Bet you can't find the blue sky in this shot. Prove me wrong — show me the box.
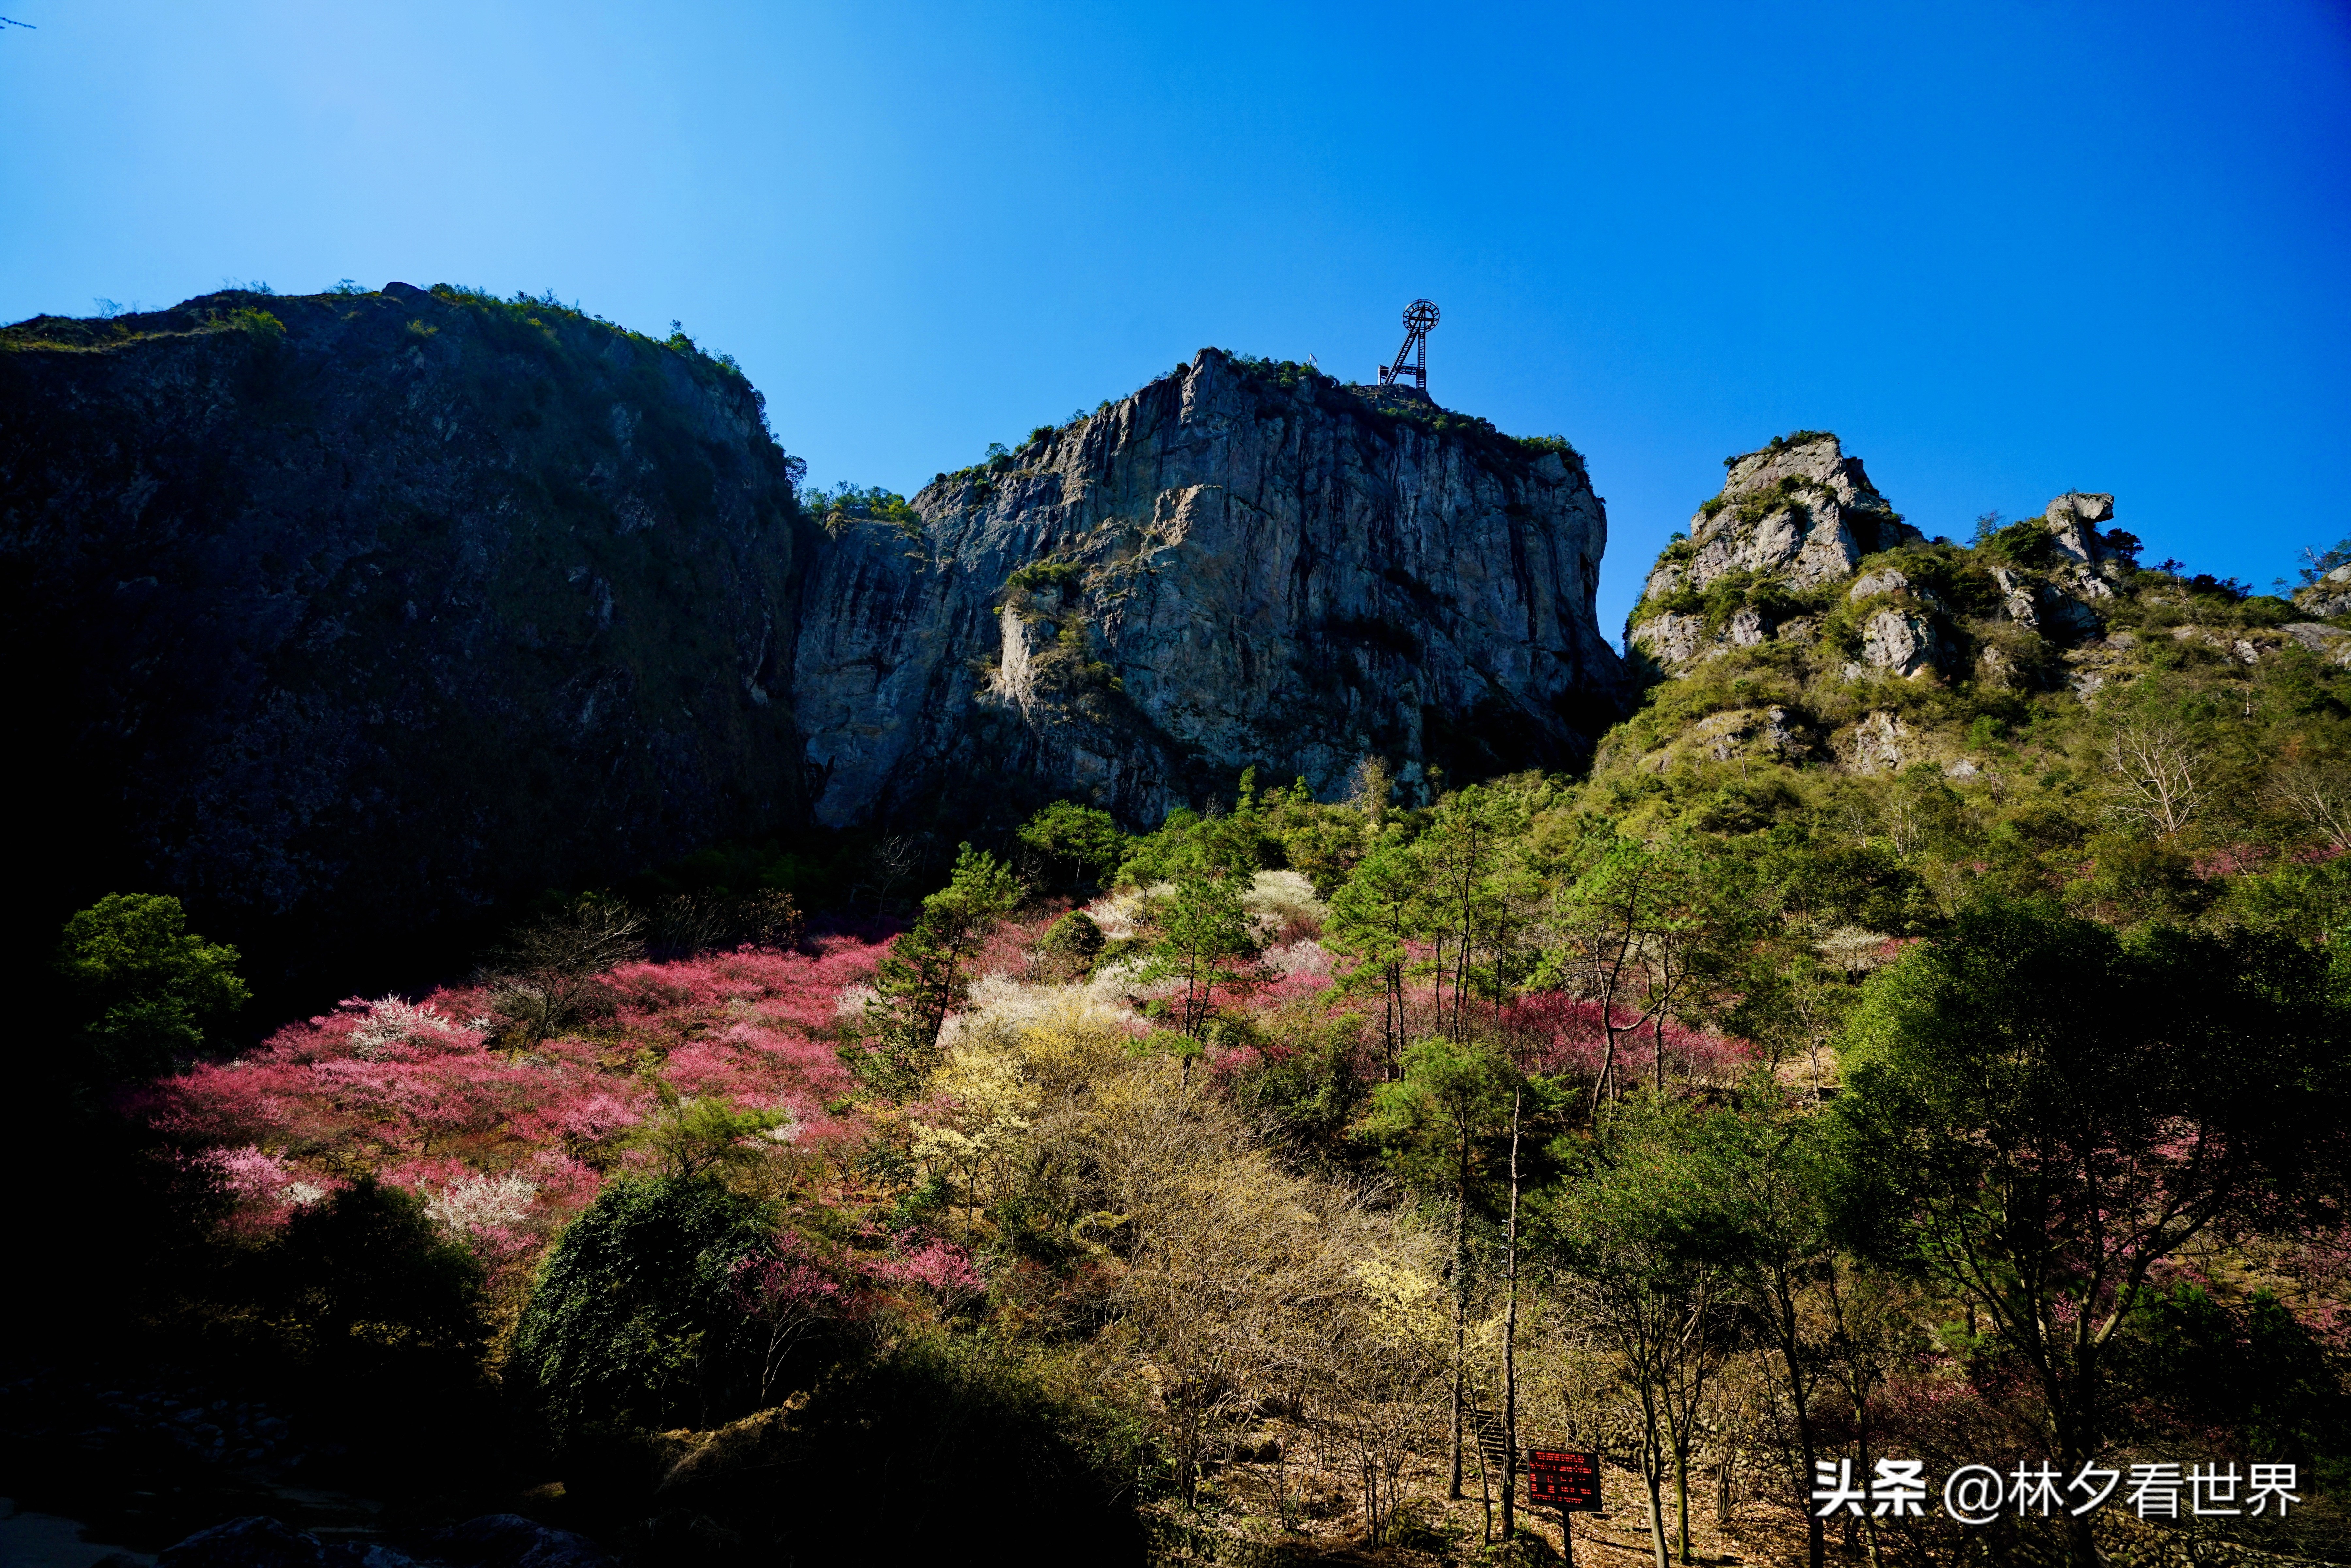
[4,0,2345,642]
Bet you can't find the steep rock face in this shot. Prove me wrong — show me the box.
[0,286,809,970]
[1626,431,2141,681]
[1640,433,1921,607]
[1606,437,2169,779]
[791,351,1623,827]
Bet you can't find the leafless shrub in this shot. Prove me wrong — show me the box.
[863,833,926,917]
[483,896,645,1045]
[1815,926,1892,980]
[647,888,804,959]
[2105,721,2210,837]
[2268,760,2351,851]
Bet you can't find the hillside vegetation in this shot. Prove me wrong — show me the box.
[12,429,2351,1568]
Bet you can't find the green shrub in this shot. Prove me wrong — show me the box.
[1983,519,2059,568]
[56,893,249,1084]
[1513,432,1583,463]
[1004,558,1083,597]
[510,1175,778,1436]
[642,1334,1154,1561]
[1041,910,1107,966]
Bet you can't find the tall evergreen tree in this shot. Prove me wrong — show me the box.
[867,843,1020,1088]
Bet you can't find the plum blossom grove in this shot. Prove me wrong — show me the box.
[137,913,1750,1290]
[141,938,890,1281]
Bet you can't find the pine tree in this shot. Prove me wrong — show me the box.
[866,843,1019,1089]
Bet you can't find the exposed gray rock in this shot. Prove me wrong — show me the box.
[1861,607,1938,678]
[1672,435,1921,598]
[2043,589,2103,635]
[1678,703,1804,763]
[791,350,1624,826]
[1847,711,1907,773]
[2284,622,2351,653]
[1691,710,1752,762]
[2063,565,2116,602]
[1990,566,2041,629]
[0,287,809,971]
[2293,570,2351,619]
[2042,492,2114,562]
[1849,568,1909,600]
[1726,606,1768,647]
[1631,613,1710,670]
[425,1515,614,1568]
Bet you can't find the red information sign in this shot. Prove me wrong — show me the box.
[1529,1449,1603,1511]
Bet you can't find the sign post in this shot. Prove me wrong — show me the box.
[1528,1450,1603,1568]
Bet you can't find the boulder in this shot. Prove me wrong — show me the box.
[2294,571,2351,619]
[2284,622,2351,653]
[1847,711,1907,773]
[159,1518,325,1568]
[1848,568,1909,600]
[424,1514,615,1568]
[2042,493,2116,565]
[1631,613,1710,670]
[1860,608,1938,678]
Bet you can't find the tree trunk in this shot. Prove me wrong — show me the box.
[1641,1390,1671,1568]
[1794,1388,1823,1568]
[1502,1086,1522,1543]
[1675,1441,1692,1563]
[1449,1152,1469,1499]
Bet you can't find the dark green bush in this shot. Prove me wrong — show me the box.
[510,1176,778,1436]
[633,1335,1155,1564]
[56,893,249,1085]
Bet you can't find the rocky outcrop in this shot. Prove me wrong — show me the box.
[1858,607,1938,678]
[1643,433,1922,603]
[1632,433,1924,670]
[1627,430,2142,685]
[0,286,810,976]
[2295,564,2351,620]
[790,351,1624,827]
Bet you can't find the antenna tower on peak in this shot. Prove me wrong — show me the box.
[1378,299,1439,392]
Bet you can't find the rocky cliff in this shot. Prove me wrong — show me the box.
[2,296,1626,973]
[0,285,810,973]
[790,352,1625,828]
[1600,431,2327,779]
[1625,432,2143,682]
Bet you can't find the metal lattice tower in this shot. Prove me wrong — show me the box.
[1378,298,1440,392]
